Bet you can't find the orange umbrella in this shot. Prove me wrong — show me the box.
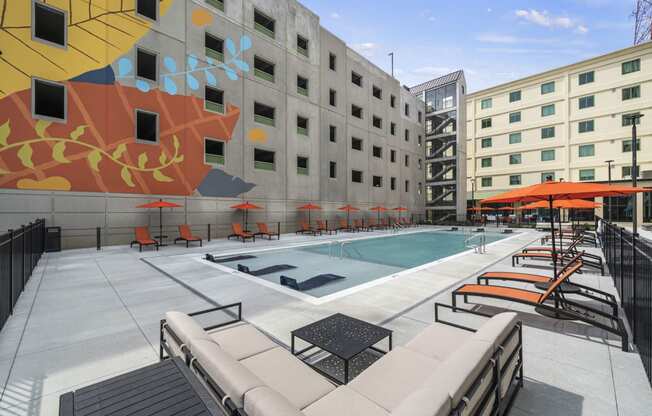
[495,207,514,211]
[298,203,321,224]
[467,207,494,212]
[370,206,388,222]
[338,205,359,227]
[394,207,408,222]
[137,199,183,245]
[518,199,602,210]
[231,202,262,230]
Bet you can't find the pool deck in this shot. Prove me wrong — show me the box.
[0,226,651,415]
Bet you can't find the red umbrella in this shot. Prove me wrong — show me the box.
[298,203,321,224]
[137,199,183,245]
[338,205,359,228]
[370,206,388,223]
[495,207,514,211]
[231,202,262,231]
[393,207,408,222]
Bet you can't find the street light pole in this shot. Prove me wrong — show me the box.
[467,176,476,223]
[625,114,644,235]
[605,160,614,222]
[388,52,394,78]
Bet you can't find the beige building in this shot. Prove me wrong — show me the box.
[465,42,652,223]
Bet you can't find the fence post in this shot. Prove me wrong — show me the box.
[207,224,211,242]
[620,227,624,299]
[8,229,13,315]
[96,227,101,251]
[632,233,637,344]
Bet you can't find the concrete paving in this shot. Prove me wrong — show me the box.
[0,226,650,415]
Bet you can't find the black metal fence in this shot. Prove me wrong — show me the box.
[0,219,46,332]
[600,219,652,384]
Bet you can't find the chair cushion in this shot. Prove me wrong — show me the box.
[303,386,389,416]
[192,339,265,408]
[391,385,451,416]
[241,347,336,410]
[348,346,441,412]
[405,323,472,361]
[471,312,518,350]
[244,387,304,416]
[165,311,213,350]
[209,323,279,361]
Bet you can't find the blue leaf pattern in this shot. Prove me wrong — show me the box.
[224,67,238,81]
[118,58,132,77]
[135,80,150,93]
[163,56,177,72]
[240,35,252,51]
[232,59,249,72]
[188,55,198,71]
[164,76,177,95]
[225,38,237,57]
[204,70,217,86]
[187,73,199,90]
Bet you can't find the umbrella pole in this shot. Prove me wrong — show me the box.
[159,206,163,246]
[558,208,564,267]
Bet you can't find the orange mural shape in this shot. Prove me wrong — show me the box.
[0,82,241,196]
[192,8,214,26]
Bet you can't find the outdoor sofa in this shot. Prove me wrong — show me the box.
[160,303,523,416]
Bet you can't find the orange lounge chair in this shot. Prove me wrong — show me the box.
[255,222,279,240]
[174,224,203,247]
[353,219,368,231]
[296,221,320,235]
[367,218,380,230]
[337,218,353,232]
[130,226,159,252]
[316,220,337,234]
[452,260,628,351]
[228,223,255,243]
[512,243,603,275]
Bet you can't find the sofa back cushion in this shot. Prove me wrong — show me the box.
[391,385,451,416]
[471,312,518,350]
[244,386,304,416]
[192,339,265,408]
[164,311,213,356]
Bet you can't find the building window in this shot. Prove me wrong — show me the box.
[390,123,396,136]
[418,158,422,169]
[481,177,492,187]
[206,0,224,12]
[509,132,522,144]
[541,172,555,182]
[404,129,410,142]
[418,111,423,123]
[578,120,594,133]
[372,85,382,100]
[351,71,363,87]
[481,98,492,109]
[135,110,158,143]
[541,104,555,117]
[578,95,594,109]
[509,154,522,165]
[32,1,66,47]
[205,33,224,62]
[481,118,492,129]
[390,95,396,108]
[541,149,555,161]
[481,138,492,148]
[541,127,555,139]
[402,180,408,193]
[622,165,640,179]
[329,161,337,178]
[622,59,640,75]
[541,81,555,95]
[372,146,383,158]
[204,86,224,113]
[297,156,309,175]
[136,0,158,21]
[404,154,409,167]
[509,90,521,103]
[418,135,422,146]
[297,116,309,136]
[509,112,521,123]
[623,113,642,126]
[136,48,158,82]
[622,139,641,152]
[329,125,337,143]
[351,104,363,119]
[254,9,275,39]
[579,169,595,181]
[254,102,275,126]
[622,86,641,101]
[510,175,522,186]
[390,177,396,190]
[390,150,396,163]
[373,116,383,129]
[297,75,309,97]
[297,34,309,57]
[578,144,595,157]
[204,138,225,166]
[481,158,492,168]
[328,89,337,106]
[329,53,337,71]
[352,137,363,151]
[352,170,363,183]
[254,148,275,171]
[418,182,423,195]
[579,71,594,85]
[254,56,275,83]
[372,176,383,188]
[404,103,410,117]
[32,78,66,121]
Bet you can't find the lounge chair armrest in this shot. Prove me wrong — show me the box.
[434,302,494,332]
[188,302,243,330]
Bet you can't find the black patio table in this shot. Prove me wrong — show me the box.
[291,313,392,384]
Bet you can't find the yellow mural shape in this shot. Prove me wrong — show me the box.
[191,8,213,27]
[17,176,72,191]
[247,128,268,143]
[0,0,174,99]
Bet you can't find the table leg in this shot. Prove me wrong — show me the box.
[344,359,349,384]
[389,334,393,351]
[291,334,295,355]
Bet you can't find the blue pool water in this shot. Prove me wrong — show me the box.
[218,231,507,298]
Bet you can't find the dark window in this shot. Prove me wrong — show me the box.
[329,53,337,71]
[373,176,383,187]
[136,0,158,20]
[254,148,275,171]
[351,71,363,87]
[373,116,382,129]
[390,95,396,108]
[622,86,641,101]
[418,111,422,123]
[481,177,492,187]
[329,89,337,106]
[404,129,410,142]
[404,180,409,192]
[352,170,363,183]
[541,126,555,139]
[509,112,521,123]
[510,175,521,186]
[137,48,157,82]
[297,75,309,96]
[254,56,275,82]
[352,137,363,151]
[622,59,640,74]
[404,103,410,117]
[373,85,382,99]
[33,2,66,47]
[372,146,382,158]
[390,123,396,136]
[579,95,594,109]
[623,139,641,152]
[297,156,309,175]
[579,71,594,85]
[578,120,594,133]
[329,161,337,178]
[329,125,337,142]
[136,110,158,143]
[390,177,396,190]
[297,116,309,135]
[254,102,275,126]
[33,79,66,120]
[351,104,363,119]
[481,118,492,129]
[418,135,422,146]
[205,86,224,113]
[390,150,396,163]
[623,113,642,126]
[254,9,275,38]
[297,35,309,57]
[205,33,224,61]
[509,90,521,103]
[404,154,409,167]
[204,138,225,165]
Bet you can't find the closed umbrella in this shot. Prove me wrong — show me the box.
[231,202,262,231]
[136,199,183,246]
[338,205,359,228]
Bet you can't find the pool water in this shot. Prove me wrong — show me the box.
[216,231,507,298]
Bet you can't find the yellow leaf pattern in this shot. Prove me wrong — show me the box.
[69,125,87,141]
[137,153,148,169]
[34,120,51,138]
[87,149,102,171]
[112,144,127,160]
[159,152,167,165]
[17,143,33,168]
[153,169,173,182]
[52,142,71,163]
[121,167,135,188]
[0,120,9,147]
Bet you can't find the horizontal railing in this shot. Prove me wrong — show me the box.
[254,22,275,39]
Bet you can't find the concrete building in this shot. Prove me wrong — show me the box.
[0,0,425,248]
[410,72,467,222]
[466,42,652,224]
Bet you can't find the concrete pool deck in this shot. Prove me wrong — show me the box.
[0,226,651,415]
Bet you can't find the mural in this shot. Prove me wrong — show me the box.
[0,1,258,198]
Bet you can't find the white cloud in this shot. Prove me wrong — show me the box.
[514,9,587,32]
[351,42,379,57]
[575,25,589,34]
[330,12,340,19]
[487,8,493,13]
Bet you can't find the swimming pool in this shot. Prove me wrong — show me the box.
[206,230,508,300]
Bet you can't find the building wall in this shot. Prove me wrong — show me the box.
[466,42,652,202]
[0,0,425,248]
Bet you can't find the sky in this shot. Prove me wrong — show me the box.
[299,0,638,92]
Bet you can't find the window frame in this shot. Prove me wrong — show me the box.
[135,0,159,22]
[509,132,522,144]
[509,90,521,103]
[509,175,522,186]
[541,127,555,139]
[541,81,555,95]
[351,169,363,184]
[204,86,225,114]
[204,137,226,166]
[541,149,555,162]
[622,58,641,75]
[329,53,337,71]
[481,177,492,187]
[253,8,276,39]
[578,71,594,85]
[578,144,595,158]
[509,154,522,165]
[31,77,67,122]
[329,161,337,179]
[351,71,363,87]
[329,125,337,143]
[481,118,492,129]
[481,138,492,148]
[136,47,159,83]
[481,157,492,168]
[579,169,595,181]
[480,98,492,110]
[578,120,594,134]
[509,111,521,123]
[578,95,595,109]
[541,104,555,117]
[134,109,160,145]
[622,85,641,101]
[31,0,67,49]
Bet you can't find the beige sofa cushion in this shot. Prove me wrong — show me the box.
[391,385,451,416]
[471,312,518,350]
[192,339,265,408]
[303,386,389,416]
[349,346,441,412]
[243,387,304,416]
[165,311,213,352]
[405,322,472,361]
[209,322,279,361]
[242,347,335,410]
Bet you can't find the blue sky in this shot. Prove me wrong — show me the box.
[300,0,637,92]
